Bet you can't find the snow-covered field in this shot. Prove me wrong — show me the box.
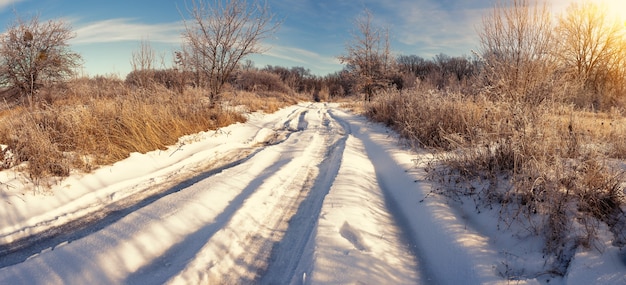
[0,102,624,284]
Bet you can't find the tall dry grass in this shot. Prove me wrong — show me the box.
[0,76,248,181]
[224,90,303,113]
[367,86,626,274]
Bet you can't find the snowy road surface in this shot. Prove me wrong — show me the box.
[0,103,622,284]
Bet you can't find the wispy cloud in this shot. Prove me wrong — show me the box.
[0,0,25,12]
[267,45,339,64]
[380,0,489,56]
[259,44,341,74]
[71,18,183,45]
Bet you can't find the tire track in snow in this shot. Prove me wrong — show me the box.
[124,147,297,284]
[336,109,438,284]
[0,103,442,284]
[334,108,500,284]
[167,105,334,284]
[258,105,348,284]
[303,110,425,284]
[0,105,310,270]
[0,147,260,270]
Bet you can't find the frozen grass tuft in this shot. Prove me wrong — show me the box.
[0,76,306,183]
[366,86,626,275]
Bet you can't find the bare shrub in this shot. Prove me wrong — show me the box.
[339,9,395,101]
[125,69,155,88]
[316,85,330,102]
[366,88,504,150]
[556,1,626,111]
[181,0,280,105]
[0,14,81,107]
[3,113,71,179]
[234,70,293,94]
[225,90,302,113]
[125,69,184,92]
[478,0,557,105]
[366,85,626,274]
[128,39,156,88]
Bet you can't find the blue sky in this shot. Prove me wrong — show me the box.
[0,0,605,77]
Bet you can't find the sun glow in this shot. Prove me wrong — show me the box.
[555,0,626,24]
[597,0,626,25]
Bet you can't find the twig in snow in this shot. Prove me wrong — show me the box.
[169,142,185,157]
[213,128,233,137]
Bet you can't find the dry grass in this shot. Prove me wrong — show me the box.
[367,87,626,274]
[337,96,367,114]
[366,89,510,150]
[0,76,257,181]
[224,90,304,113]
[0,75,304,183]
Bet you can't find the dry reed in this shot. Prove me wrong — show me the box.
[0,76,251,181]
[366,86,626,274]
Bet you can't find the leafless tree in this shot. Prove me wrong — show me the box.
[173,44,207,89]
[0,15,81,106]
[131,39,156,72]
[240,59,255,71]
[181,0,280,106]
[128,39,157,87]
[478,0,556,104]
[397,55,426,76]
[339,9,395,101]
[555,1,626,107]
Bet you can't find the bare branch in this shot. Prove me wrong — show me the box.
[181,0,281,105]
[338,9,395,100]
[556,1,625,95]
[0,14,82,106]
[478,0,556,103]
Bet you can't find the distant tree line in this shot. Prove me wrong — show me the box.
[125,52,479,100]
[3,0,624,112]
[121,0,626,111]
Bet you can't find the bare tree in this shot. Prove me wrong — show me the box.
[339,9,395,101]
[181,0,280,106]
[478,0,556,103]
[0,15,81,106]
[240,59,255,71]
[555,1,626,107]
[173,44,208,89]
[127,39,157,87]
[130,39,156,72]
[397,55,425,76]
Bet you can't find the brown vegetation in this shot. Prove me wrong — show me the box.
[367,83,626,274]
[338,8,395,101]
[361,0,626,275]
[0,76,250,181]
[180,0,281,105]
[0,63,309,182]
[0,15,81,107]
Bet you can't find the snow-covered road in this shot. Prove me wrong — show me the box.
[1,102,623,284]
[0,103,426,284]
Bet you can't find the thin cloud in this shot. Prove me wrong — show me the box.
[380,0,490,55]
[71,18,183,45]
[0,0,24,12]
[265,45,339,67]
[258,44,341,74]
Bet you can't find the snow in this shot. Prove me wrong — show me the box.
[0,102,624,284]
